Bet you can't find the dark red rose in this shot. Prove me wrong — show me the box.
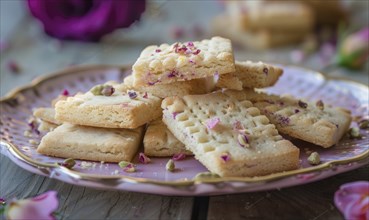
[27,0,146,41]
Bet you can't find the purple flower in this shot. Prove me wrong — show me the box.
[6,191,59,220]
[337,28,369,69]
[27,0,146,41]
[334,181,369,220]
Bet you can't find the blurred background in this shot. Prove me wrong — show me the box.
[1,0,368,96]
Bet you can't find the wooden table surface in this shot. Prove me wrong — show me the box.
[1,1,368,220]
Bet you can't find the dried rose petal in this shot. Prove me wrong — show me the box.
[205,117,220,130]
[233,120,244,130]
[263,67,269,74]
[192,49,201,55]
[143,92,148,99]
[61,89,69,96]
[298,100,308,108]
[128,90,137,99]
[276,114,290,126]
[172,112,179,119]
[138,152,151,164]
[167,70,177,78]
[155,49,161,53]
[172,153,186,161]
[220,153,230,162]
[294,109,300,114]
[187,42,194,47]
[101,85,115,96]
[7,60,21,73]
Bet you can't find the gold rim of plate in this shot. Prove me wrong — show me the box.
[1,64,368,187]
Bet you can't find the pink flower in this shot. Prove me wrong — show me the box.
[6,191,59,220]
[337,27,369,69]
[172,153,186,161]
[27,0,146,41]
[334,181,369,220]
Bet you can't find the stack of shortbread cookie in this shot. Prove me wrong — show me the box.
[34,37,352,177]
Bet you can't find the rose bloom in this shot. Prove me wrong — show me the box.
[334,181,369,220]
[5,191,59,220]
[27,0,146,41]
[336,28,369,69]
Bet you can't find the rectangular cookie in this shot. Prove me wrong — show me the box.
[211,14,308,49]
[144,119,191,157]
[225,90,352,148]
[122,75,215,99]
[55,83,162,129]
[225,1,314,32]
[132,37,235,87]
[216,61,283,90]
[37,123,144,162]
[33,107,61,125]
[161,92,300,177]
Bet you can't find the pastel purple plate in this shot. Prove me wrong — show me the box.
[1,65,368,196]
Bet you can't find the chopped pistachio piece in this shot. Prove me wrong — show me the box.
[118,161,131,168]
[307,152,320,165]
[359,119,369,129]
[316,100,324,110]
[61,158,76,169]
[123,164,136,173]
[90,84,104,95]
[166,159,175,172]
[237,134,249,147]
[348,127,362,139]
[193,172,220,181]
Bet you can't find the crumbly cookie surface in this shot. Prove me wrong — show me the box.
[55,84,162,129]
[144,119,191,157]
[162,92,300,177]
[216,61,283,90]
[225,90,352,148]
[132,37,235,86]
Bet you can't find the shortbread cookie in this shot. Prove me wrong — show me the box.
[144,119,191,157]
[37,124,144,162]
[211,15,307,49]
[225,90,352,148]
[122,75,215,98]
[33,108,61,125]
[162,92,300,177]
[38,120,58,132]
[55,84,162,129]
[225,1,314,32]
[216,61,283,90]
[132,37,235,86]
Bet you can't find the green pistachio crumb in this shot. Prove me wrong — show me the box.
[62,158,76,169]
[348,127,362,139]
[316,100,324,110]
[193,172,220,181]
[307,152,320,165]
[359,119,369,129]
[90,85,104,96]
[118,161,131,168]
[166,159,175,172]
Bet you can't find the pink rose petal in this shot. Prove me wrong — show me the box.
[205,117,220,130]
[138,152,151,164]
[334,181,369,220]
[172,153,186,161]
[7,191,58,220]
